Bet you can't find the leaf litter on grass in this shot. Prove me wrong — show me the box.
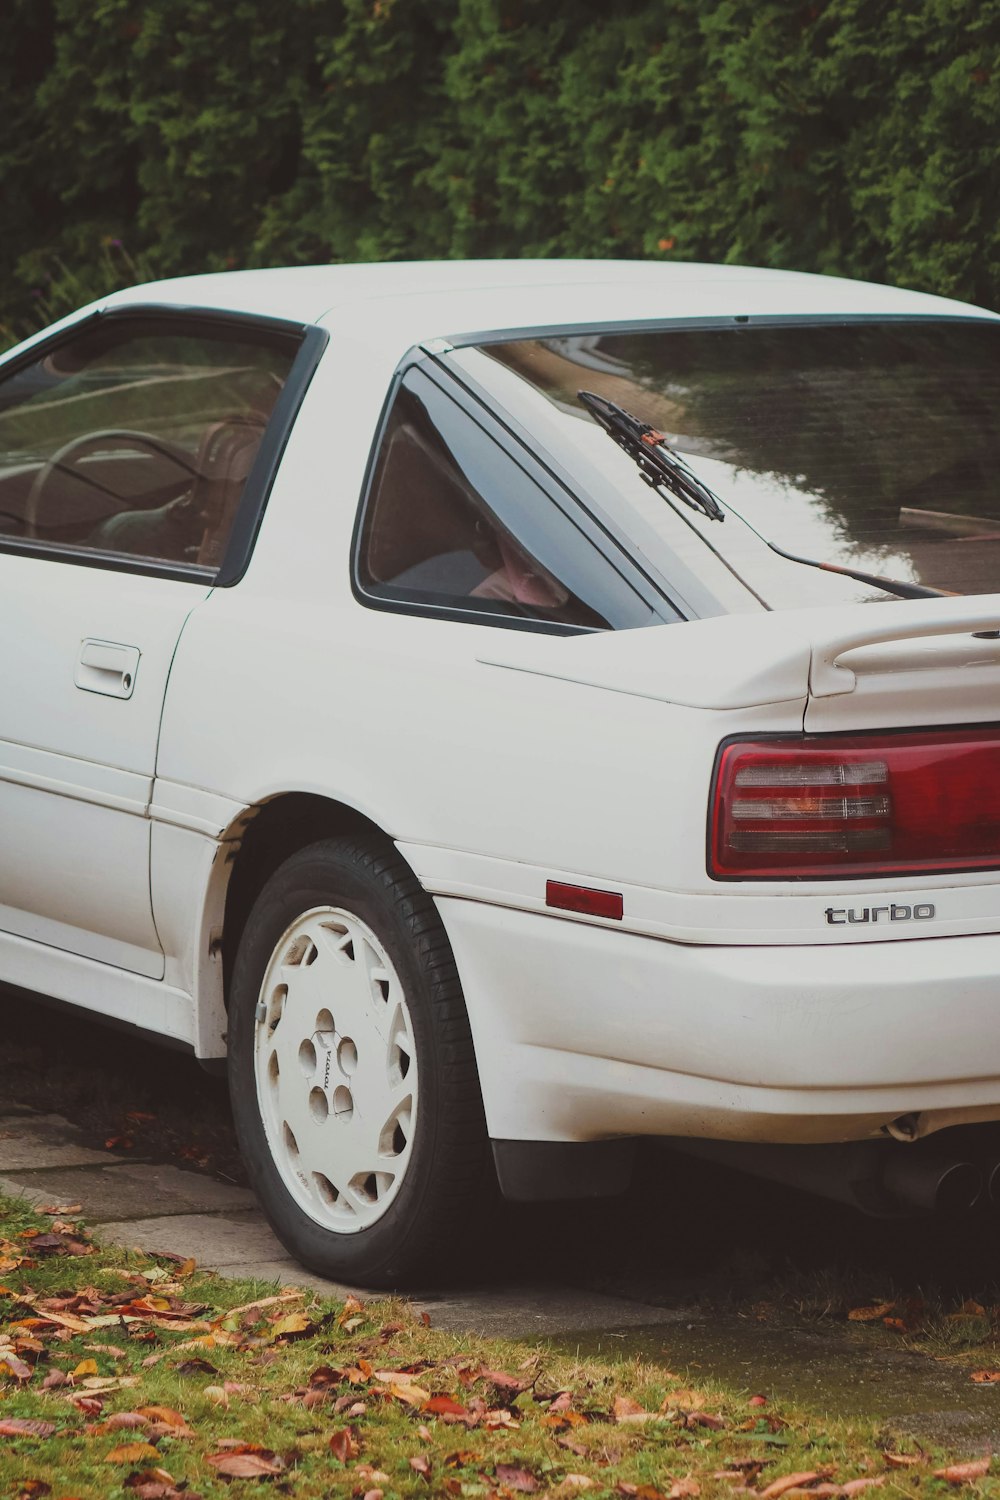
[0,1193,997,1498]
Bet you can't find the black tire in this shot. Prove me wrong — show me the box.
[227,835,490,1288]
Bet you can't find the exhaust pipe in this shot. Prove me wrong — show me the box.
[662,1138,983,1217]
[881,1152,981,1214]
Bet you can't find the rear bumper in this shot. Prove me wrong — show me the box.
[438,899,1000,1145]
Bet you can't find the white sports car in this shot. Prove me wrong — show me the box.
[2,259,999,1284]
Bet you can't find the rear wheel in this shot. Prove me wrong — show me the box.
[227,836,489,1286]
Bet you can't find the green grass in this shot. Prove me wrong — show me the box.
[0,1192,994,1499]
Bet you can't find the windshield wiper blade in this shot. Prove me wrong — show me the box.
[579,389,726,522]
[579,390,951,601]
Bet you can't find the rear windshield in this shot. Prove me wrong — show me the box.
[483,320,1000,604]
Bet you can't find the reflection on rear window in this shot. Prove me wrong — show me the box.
[485,321,1000,602]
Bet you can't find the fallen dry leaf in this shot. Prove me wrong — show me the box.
[971,1371,1000,1384]
[424,1394,469,1417]
[0,1418,57,1437]
[330,1428,360,1462]
[687,1411,725,1431]
[136,1406,188,1429]
[270,1311,314,1338]
[409,1454,432,1480]
[32,1306,90,1333]
[224,1290,301,1321]
[953,1300,987,1318]
[840,1479,885,1496]
[391,1381,431,1407]
[669,1481,701,1499]
[332,1396,367,1416]
[485,1407,520,1430]
[495,1465,539,1492]
[760,1474,820,1499]
[613,1394,655,1424]
[121,1479,176,1497]
[207,1446,285,1478]
[749,1394,768,1408]
[104,1442,162,1464]
[882,1453,924,1469]
[847,1302,894,1323]
[68,1395,103,1416]
[123,1468,180,1500]
[934,1458,991,1485]
[88,1412,149,1434]
[479,1366,530,1395]
[724,1459,769,1477]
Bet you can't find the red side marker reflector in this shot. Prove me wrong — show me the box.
[546,880,624,920]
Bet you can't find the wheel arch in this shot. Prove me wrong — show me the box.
[219,792,399,1004]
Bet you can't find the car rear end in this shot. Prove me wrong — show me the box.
[424,292,1000,1209]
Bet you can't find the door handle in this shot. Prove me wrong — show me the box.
[75,639,140,699]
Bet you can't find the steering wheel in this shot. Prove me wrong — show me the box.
[23,428,198,541]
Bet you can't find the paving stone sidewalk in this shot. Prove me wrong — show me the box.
[0,1107,688,1339]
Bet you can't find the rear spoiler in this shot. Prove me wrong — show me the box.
[810,597,1000,697]
[478,595,1000,711]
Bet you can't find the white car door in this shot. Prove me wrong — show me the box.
[0,307,306,977]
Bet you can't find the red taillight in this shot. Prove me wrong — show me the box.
[710,728,1000,879]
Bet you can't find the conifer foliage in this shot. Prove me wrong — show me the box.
[2,0,998,342]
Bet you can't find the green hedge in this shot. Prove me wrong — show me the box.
[2,0,999,345]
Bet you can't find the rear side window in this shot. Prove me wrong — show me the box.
[355,367,654,631]
[0,316,299,574]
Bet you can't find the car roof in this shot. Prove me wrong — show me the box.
[101,259,998,343]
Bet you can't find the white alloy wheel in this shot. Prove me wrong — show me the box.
[253,905,417,1233]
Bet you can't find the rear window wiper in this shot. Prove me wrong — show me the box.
[764,538,952,600]
[578,389,949,600]
[578,390,725,522]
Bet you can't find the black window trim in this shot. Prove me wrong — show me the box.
[0,301,328,586]
[443,310,997,349]
[350,352,680,637]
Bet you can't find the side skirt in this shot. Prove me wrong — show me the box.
[0,928,194,1048]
